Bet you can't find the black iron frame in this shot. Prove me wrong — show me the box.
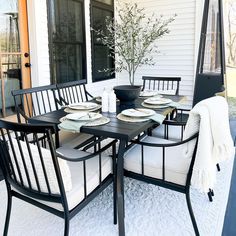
[124,132,200,235]
[0,120,117,236]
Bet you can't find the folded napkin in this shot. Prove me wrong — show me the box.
[58,120,87,132]
[149,113,166,124]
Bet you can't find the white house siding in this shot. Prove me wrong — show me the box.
[27,0,203,104]
[118,0,200,106]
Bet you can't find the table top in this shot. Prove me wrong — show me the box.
[29,95,185,142]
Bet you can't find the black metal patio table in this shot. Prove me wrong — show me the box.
[28,95,185,236]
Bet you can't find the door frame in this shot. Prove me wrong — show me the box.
[0,0,31,117]
[18,0,31,90]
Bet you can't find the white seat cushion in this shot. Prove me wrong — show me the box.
[124,136,191,185]
[152,124,183,141]
[12,146,112,211]
[49,147,112,211]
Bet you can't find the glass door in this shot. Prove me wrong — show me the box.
[0,0,31,117]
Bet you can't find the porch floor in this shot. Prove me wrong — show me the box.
[0,119,235,235]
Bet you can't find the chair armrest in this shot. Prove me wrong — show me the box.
[55,97,64,106]
[86,90,94,100]
[56,96,69,106]
[131,132,198,148]
[165,108,190,125]
[72,136,97,149]
[56,139,117,162]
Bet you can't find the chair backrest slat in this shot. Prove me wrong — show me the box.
[24,134,41,192]
[1,129,17,182]
[34,133,52,194]
[142,76,181,95]
[8,131,24,186]
[83,160,87,198]
[56,80,90,106]
[15,132,33,189]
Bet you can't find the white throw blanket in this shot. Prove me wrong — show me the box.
[183,96,235,192]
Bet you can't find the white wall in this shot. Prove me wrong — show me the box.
[118,0,201,106]
[27,0,203,104]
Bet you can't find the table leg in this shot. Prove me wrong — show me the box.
[117,140,126,236]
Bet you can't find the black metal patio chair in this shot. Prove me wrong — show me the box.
[124,133,200,235]
[0,120,117,236]
[11,85,95,149]
[11,84,59,123]
[142,76,187,142]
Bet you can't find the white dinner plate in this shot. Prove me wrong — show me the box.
[65,112,102,121]
[68,102,98,110]
[121,108,155,118]
[144,97,172,105]
[139,90,160,97]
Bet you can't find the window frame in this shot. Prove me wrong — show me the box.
[47,0,87,84]
[90,0,115,82]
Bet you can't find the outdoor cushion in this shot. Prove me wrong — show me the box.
[152,124,184,141]
[12,146,112,211]
[124,136,191,185]
[44,147,112,211]
[10,138,72,194]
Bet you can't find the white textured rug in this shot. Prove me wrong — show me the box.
[0,158,234,236]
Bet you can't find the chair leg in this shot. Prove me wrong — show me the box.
[186,190,200,236]
[4,194,12,236]
[210,189,214,197]
[207,189,213,202]
[216,163,220,172]
[113,163,117,224]
[64,214,70,236]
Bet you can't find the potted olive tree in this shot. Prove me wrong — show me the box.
[94,3,176,104]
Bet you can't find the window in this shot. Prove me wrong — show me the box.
[91,0,114,82]
[47,0,86,84]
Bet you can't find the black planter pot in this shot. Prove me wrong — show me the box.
[113,85,141,106]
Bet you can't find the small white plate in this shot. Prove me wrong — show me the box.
[117,113,149,123]
[144,97,172,105]
[66,112,102,121]
[139,90,160,97]
[121,108,155,118]
[141,102,170,109]
[68,102,98,110]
